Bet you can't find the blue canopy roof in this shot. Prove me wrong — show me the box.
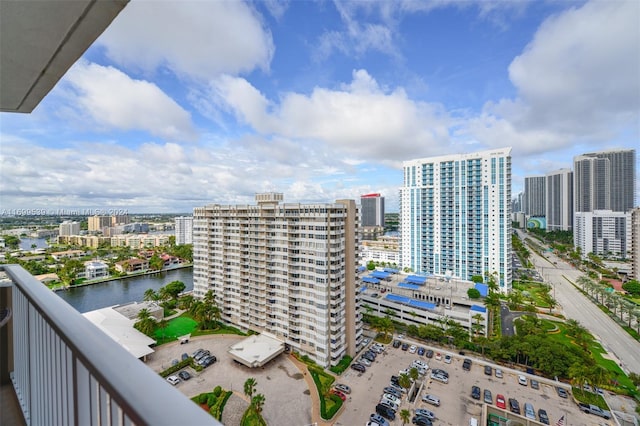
[362,276,380,284]
[385,294,436,311]
[398,282,422,291]
[359,285,367,292]
[474,283,488,297]
[405,275,427,284]
[470,305,487,313]
[383,268,399,273]
[370,270,391,279]
[358,265,367,272]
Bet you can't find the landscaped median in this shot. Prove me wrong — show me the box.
[191,386,232,421]
[293,353,343,420]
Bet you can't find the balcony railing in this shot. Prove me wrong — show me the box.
[0,264,220,426]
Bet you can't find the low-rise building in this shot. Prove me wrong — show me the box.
[51,249,86,261]
[83,261,109,280]
[114,258,149,273]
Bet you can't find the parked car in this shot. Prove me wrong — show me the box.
[412,416,433,426]
[409,345,417,353]
[462,359,472,371]
[351,363,366,372]
[192,348,205,358]
[330,389,346,401]
[435,352,442,361]
[556,387,568,398]
[508,398,520,414]
[392,340,401,348]
[334,383,351,394]
[524,402,536,420]
[578,403,611,419]
[199,355,217,367]
[444,354,452,364]
[359,357,371,366]
[401,343,409,351]
[471,386,481,400]
[376,404,396,421]
[369,413,390,426]
[422,394,440,406]
[518,375,528,386]
[531,379,539,389]
[484,365,492,375]
[181,352,189,361]
[415,408,436,420]
[194,350,210,361]
[431,373,448,383]
[417,347,425,356]
[495,368,503,378]
[483,389,492,404]
[538,409,550,425]
[178,370,191,381]
[382,393,401,405]
[426,349,434,358]
[431,368,449,377]
[166,375,180,385]
[379,398,398,412]
[383,387,402,398]
[496,394,506,409]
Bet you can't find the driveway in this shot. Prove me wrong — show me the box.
[500,304,526,337]
[144,334,313,426]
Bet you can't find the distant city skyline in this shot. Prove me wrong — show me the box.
[1,1,638,213]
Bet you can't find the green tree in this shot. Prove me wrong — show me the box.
[398,373,411,390]
[134,308,156,336]
[251,394,265,414]
[149,254,164,271]
[467,288,481,299]
[163,280,186,300]
[244,377,257,400]
[143,288,159,302]
[540,291,557,313]
[400,409,411,426]
[409,367,419,382]
[622,280,640,296]
[471,275,484,284]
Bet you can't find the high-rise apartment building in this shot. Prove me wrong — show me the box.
[631,208,640,281]
[192,193,362,367]
[574,149,636,213]
[400,148,512,292]
[574,210,631,258]
[360,193,385,227]
[546,168,573,231]
[174,216,193,245]
[87,215,112,232]
[523,176,546,217]
[59,220,80,236]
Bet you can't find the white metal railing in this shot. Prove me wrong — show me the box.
[1,264,220,426]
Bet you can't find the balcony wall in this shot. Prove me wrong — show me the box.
[0,264,219,426]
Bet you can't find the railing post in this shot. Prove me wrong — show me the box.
[0,282,12,385]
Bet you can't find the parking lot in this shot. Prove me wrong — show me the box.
[144,335,313,426]
[335,336,607,426]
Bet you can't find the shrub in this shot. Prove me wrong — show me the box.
[159,358,192,378]
[198,393,210,404]
[467,288,481,299]
[329,355,352,375]
[213,386,222,397]
[207,394,217,407]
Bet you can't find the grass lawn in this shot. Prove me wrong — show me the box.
[513,281,551,307]
[154,316,198,342]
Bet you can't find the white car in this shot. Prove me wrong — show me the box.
[444,354,452,364]
[359,357,372,366]
[412,360,428,370]
[518,375,528,386]
[382,393,401,405]
[334,383,351,394]
[166,375,180,386]
[379,398,398,411]
[422,394,440,406]
[409,345,417,354]
[435,352,442,361]
[431,373,449,384]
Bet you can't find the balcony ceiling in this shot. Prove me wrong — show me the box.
[0,0,128,113]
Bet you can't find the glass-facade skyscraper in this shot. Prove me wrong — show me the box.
[400,148,512,292]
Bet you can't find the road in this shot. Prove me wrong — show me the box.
[523,236,640,375]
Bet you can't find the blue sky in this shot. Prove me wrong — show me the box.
[1,0,638,213]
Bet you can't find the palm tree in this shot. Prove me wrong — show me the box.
[409,367,419,382]
[568,363,590,389]
[244,377,257,400]
[540,291,557,313]
[400,409,411,426]
[577,276,593,293]
[251,394,265,414]
[143,288,159,302]
[471,313,485,337]
[398,373,411,391]
[134,308,156,336]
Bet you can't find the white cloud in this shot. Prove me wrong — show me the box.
[97,1,274,80]
[64,62,195,141]
[470,0,640,156]
[211,69,453,163]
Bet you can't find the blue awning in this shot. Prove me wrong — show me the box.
[383,268,399,273]
[474,283,488,297]
[398,282,422,291]
[362,276,380,284]
[359,285,367,292]
[405,275,427,284]
[358,266,366,272]
[370,271,391,279]
[384,294,436,311]
[470,305,487,313]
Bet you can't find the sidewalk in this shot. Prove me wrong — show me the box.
[288,354,336,426]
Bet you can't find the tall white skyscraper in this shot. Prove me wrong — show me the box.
[192,193,362,367]
[523,176,546,217]
[400,148,512,292]
[174,216,193,245]
[59,221,80,236]
[546,169,573,231]
[360,193,385,227]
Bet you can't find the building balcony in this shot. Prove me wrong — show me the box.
[0,264,219,426]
